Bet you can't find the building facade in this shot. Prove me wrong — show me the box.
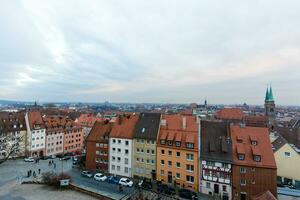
[156,115,199,191]
[132,113,161,180]
[230,125,277,200]
[86,120,112,171]
[200,120,232,200]
[25,111,46,157]
[109,115,139,177]
[64,120,83,155]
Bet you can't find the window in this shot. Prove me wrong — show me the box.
[161,149,165,155]
[125,158,128,164]
[147,159,150,163]
[137,148,140,153]
[151,140,155,144]
[160,140,166,145]
[176,173,180,179]
[136,158,140,162]
[112,156,116,161]
[141,139,144,144]
[141,149,144,153]
[161,170,165,176]
[125,149,129,154]
[238,154,245,160]
[151,150,155,154]
[151,160,155,164]
[186,175,194,183]
[251,179,255,184]
[117,166,120,171]
[168,161,172,166]
[186,153,194,161]
[206,182,211,188]
[251,141,257,146]
[168,150,172,156]
[113,139,116,143]
[175,141,181,147]
[251,168,256,172]
[176,162,181,168]
[253,155,261,162]
[125,140,129,145]
[161,160,165,165]
[142,128,145,133]
[240,179,246,186]
[124,167,128,173]
[141,158,144,163]
[117,148,121,153]
[223,185,227,192]
[117,157,121,162]
[240,167,246,173]
[167,140,173,146]
[111,165,115,170]
[186,164,194,172]
[147,149,150,154]
[96,151,100,155]
[186,143,194,149]
[176,152,180,157]
[284,152,291,157]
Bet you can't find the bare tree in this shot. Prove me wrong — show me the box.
[0,132,22,165]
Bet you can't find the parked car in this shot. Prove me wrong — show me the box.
[119,178,133,187]
[56,154,64,158]
[24,157,35,162]
[40,156,51,160]
[157,183,175,195]
[60,156,71,161]
[81,170,93,178]
[107,176,120,184]
[179,189,198,200]
[137,179,152,190]
[94,173,107,181]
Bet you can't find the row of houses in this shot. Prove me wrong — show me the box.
[0,111,84,158]
[85,112,277,200]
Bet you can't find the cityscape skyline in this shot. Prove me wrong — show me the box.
[1,1,300,105]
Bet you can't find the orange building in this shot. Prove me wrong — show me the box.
[63,120,83,155]
[156,114,199,191]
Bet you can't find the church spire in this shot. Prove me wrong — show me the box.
[265,87,269,102]
[268,85,274,101]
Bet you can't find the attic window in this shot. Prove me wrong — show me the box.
[253,155,261,162]
[160,139,166,145]
[238,153,245,160]
[251,140,257,146]
[175,141,181,147]
[142,128,145,133]
[186,143,194,149]
[167,140,173,146]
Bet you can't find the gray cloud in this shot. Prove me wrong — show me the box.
[0,0,300,105]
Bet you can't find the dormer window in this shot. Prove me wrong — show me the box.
[238,153,245,160]
[142,128,145,133]
[175,141,181,147]
[253,155,261,162]
[167,140,173,146]
[251,140,257,146]
[186,143,194,149]
[160,140,166,145]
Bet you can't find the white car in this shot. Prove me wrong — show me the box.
[24,157,35,162]
[94,173,107,181]
[119,178,133,187]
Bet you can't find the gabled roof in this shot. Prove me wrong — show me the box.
[252,190,276,200]
[110,114,139,139]
[201,120,232,162]
[230,125,276,169]
[272,133,288,152]
[28,111,45,130]
[133,113,161,140]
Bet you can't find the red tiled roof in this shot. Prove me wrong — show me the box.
[109,114,139,139]
[28,111,45,130]
[87,121,113,141]
[157,114,198,150]
[252,190,276,200]
[236,143,246,154]
[230,125,276,168]
[76,113,103,128]
[215,108,244,120]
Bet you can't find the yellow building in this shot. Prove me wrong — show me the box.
[272,134,300,188]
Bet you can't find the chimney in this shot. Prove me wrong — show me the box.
[182,116,186,130]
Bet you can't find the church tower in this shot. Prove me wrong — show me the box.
[264,86,276,130]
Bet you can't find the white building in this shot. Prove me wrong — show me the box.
[25,111,46,157]
[45,131,64,156]
[108,115,138,177]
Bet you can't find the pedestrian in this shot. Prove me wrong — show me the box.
[52,160,54,164]
[29,170,32,176]
[54,163,56,169]
[38,169,41,174]
[33,171,36,177]
[27,171,30,177]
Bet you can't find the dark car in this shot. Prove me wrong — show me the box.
[107,176,120,184]
[56,154,64,158]
[81,170,93,178]
[157,184,176,195]
[137,179,152,190]
[40,156,51,160]
[179,189,198,200]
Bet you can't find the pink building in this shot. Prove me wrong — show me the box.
[64,121,83,155]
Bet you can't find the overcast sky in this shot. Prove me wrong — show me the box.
[0,1,300,105]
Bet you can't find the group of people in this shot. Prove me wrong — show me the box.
[27,169,41,178]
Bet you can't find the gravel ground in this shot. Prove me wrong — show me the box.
[0,182,98,200]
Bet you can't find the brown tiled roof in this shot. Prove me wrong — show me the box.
[167,132,175,141]
[28,111,45,130]
[244,115,268,127]
[175,133,182,142]
[252,190,276,200]
[215,108,244,120]
[230,125,276,169]
[251,146,261,156]
[186,134,195,143]
[87,121,113,142]
[236,143,246,154]
[272,134,287,152]
[109,114,139,139]
[76,113,103,128]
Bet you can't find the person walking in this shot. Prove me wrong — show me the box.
[54,163,56,169]
[38,169,41,174]
[33,171,36,178]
